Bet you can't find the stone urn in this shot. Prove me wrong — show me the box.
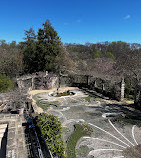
[18,105,24,115]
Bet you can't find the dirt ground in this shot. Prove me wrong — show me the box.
[29,87,78,96]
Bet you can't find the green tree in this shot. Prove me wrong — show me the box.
[0,41,24,75]
[23,20,61,73]
[37,19,61,72]
[93,50,101,58]
[22,27,37,73]
[104,51,115,59]
[0,74,13,92]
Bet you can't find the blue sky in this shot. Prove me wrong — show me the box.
[0,0,141,44]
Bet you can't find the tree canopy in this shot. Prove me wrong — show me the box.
[23,20,62,73]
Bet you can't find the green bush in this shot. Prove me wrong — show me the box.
[125,78,134,98]
[37,113,66,158]
[104,51,115,59]
[93,50,101,58]
[0,74,13,92]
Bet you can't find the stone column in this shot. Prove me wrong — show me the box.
[121,78,125,100]
[102,84,105,91]
[94,80,97,88]
[32,77,34,90]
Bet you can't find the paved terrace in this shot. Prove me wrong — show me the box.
[0,114,27,158]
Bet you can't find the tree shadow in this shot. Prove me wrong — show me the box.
[79,87,106,99]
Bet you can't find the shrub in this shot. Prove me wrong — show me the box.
[104,51,115,59]
[0,74,13,92]
[125,78,134,98]
[93,50,101,58]
[37,113,65,158]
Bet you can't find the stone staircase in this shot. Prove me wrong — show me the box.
[0,124,7,148]
[0,123,8,158]
[0,114,28,158]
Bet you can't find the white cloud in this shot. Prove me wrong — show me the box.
[124,14,131,20]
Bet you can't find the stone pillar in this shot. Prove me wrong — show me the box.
[32,77,34,90]
[94,80,97,88]
[121,78,125,100]
[102,84,105,91]
[46,71,48,76]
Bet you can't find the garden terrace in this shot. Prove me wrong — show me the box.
[29,87,141,158]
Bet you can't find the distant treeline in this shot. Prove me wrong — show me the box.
[65,41,141,59]
[65,41,141,82]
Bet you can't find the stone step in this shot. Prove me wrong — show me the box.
[0,128,6,134]
[0,137,1,148]
[0,124,7,129]
[0,133,4,138]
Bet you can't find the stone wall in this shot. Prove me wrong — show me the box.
[16,72,124,101]
[134,83,141,110]
[17,72,58,91]
[61,74,122,100]
[33,74,58,90]
[88,77,121,100]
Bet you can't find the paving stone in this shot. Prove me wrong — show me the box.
[17,152,27,158]
[0,113,28,158]
[7,138,16,146]
[7,149,17,158]
[9,122,16,128]
[0,115,4,119]
[8,133,15,140]
[123,145,141,158]
[6,144,16,150]
[17,141,24,148]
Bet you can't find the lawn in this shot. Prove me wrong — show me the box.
[82,95,91,102]
[66,124,93,158]
[33,93,61,110]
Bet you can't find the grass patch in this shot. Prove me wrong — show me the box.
[36,100,50,110]
[82,96,91,102]
[36,100,61,110]
[66,124,93,158]
[33,93,61,110]
[76,146,89,155]
[37,100,61,110]
[33,93,43,101]
[95,98,105,101]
